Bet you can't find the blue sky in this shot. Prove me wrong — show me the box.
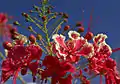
[0,0,120,84]
[0,0,120,48]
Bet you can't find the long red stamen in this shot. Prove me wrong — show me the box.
[112,48,120,52]
[88,8,94,32]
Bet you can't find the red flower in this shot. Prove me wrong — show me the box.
[52,31,94,62]
[41,56,74,84]
[1,44,42,84]
[1,58,20,84]
[26,45,42,61]
[0,13,8,24]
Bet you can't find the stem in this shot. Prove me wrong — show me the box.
[49,20,64,38]
[39,40,48,54]
[18,75,27,84]
[49,17,63,36]
[44,22,52,55]
[41,1,53,55]
[30,15,43,25]
[29,18,46,33]
[0,52,5,59]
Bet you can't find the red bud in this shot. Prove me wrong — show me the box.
[64,25,70,31]
[42,16,47,21]
[3,41,12,50]
[76,22,82,27]
[84,32,93,40]
[78,27,84,33]
[29,34,36,43]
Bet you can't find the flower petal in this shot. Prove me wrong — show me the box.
[68,31,80,40]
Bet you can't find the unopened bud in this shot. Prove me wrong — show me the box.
[63,13,69,18]
[29,34,36,43]
[42,15,47,21]
[84,32,93,41]
[29,10,33,13]
[63,19,68,23]
[54,12,58,16]
[13,21,20,26]
[3,41,12,50]
[77,27,84,33]
[76,22,82,27]
[84,68,88,72]
[64,25,70,31]
[10,28,17,34]
[21,13,29,18]
[59,12,63,15]
[47,9,51,14]
[36,34,42,40]
[35,8,39,11]
[28,26,33,31]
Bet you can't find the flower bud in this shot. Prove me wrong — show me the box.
[42,15,47,21]
[35,8,39,11]
[76,22,82,27]
[84,68,88,72]
[84,32,93,41]
[29,10,33,13]
[54,12,58,16]
[64,25,70,31]
[77,27,84,33]
[47,9,51,14]
[10,28,17,34]
[36,34,42,40]
[28,26,33,31]
[13,21,20,26]
[3,41,12,50]
[63,13,69,18]
[29,34,36,43]
[21,13,29,18]
[63,19,68,23]
[59,12,63,15]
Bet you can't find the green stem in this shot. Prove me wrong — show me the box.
[18,76,27,84]
[49,17,63,36]
[0,52,5,59]
[28,18,46,33]
[29,15,43,25]
[44,22,52,55]
[49,20,64,38]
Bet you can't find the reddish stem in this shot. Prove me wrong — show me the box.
[112,48,120,52]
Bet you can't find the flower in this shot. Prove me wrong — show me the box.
[68,31,80,40]
[52,31,94,62]
[1,58,21,84]
[41,55,74,84]
[0,13,8,24]
[1,43,42,84]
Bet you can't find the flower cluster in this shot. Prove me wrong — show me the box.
[0,0,120,84]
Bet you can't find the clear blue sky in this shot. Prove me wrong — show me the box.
[0,0,120,84]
